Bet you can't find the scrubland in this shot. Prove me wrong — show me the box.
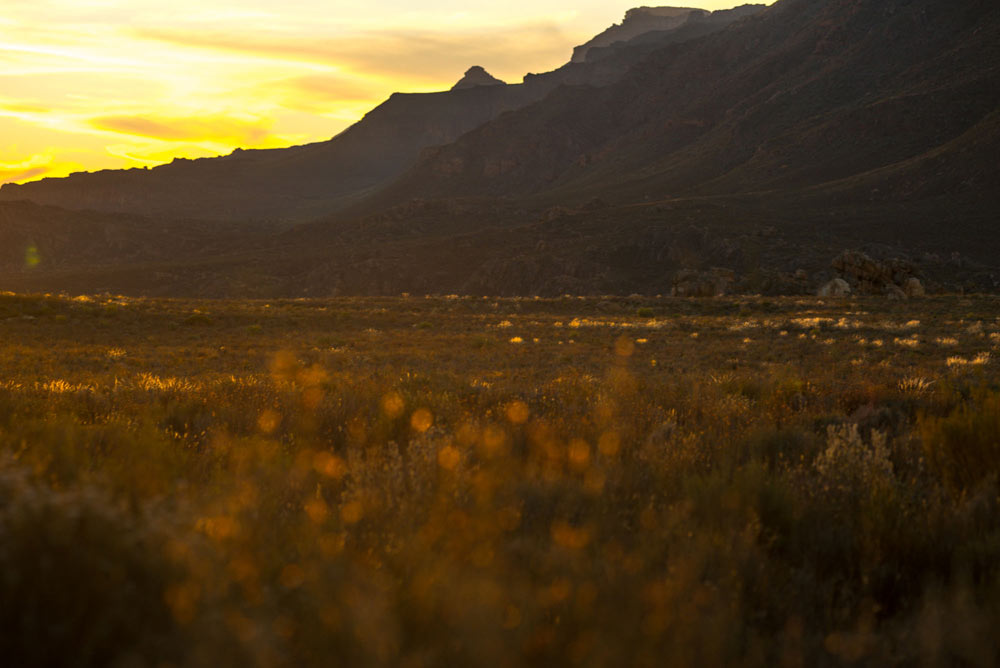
[1,291,999,667]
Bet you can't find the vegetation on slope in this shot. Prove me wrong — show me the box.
[0,293,999,665]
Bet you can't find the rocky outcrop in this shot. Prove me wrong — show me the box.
[818,278,851,298]
[831,251,923,297]
[451,66,506,91]
[572,7,704,63]
[671,268,734,297]
[570,5,765,63]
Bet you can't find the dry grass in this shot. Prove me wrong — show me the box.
[1,292,999,667]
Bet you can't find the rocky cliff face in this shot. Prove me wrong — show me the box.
[571,7,704,63]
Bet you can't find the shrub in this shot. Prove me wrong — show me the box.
[742,427,814,467]
[920,391,1000,491]
[815,423,894,491]
[0,466,179,667]
[182,313,213,326]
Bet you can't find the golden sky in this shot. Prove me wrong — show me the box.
[1,1,766,185]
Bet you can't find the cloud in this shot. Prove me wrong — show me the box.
[257,74,381,114]
[0,150,58,185]
[132,23,574,86]
[89,114,275,144]
[282,74,379,103]
[2,101,52,114]
[0,165,50,185]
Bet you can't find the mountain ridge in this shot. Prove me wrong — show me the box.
[0,5,765,224]
[1,0,998,298]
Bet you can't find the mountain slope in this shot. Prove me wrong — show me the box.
[0,5,765,226]
[0,200,267,274]
[2,0,997,298]
[0,84,539,225]
[382,0,999,210]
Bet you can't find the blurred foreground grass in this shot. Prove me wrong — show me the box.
[1,292,999,666]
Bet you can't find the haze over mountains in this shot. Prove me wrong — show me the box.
[1,0,998,297]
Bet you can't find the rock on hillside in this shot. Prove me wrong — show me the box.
[452,66,506,90]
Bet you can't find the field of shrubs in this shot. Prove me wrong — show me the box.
[1,291,999,666]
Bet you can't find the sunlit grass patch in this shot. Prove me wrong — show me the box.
[898,376,935,394]
[946,352,991,368]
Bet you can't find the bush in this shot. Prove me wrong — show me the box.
[920,391,1000,491]
[182,313,213,326]
[0,466,179,667]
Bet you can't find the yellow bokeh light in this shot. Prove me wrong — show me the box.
[614,335,635,357]
[380,392,405,419]
[438,444,461,470]
[505,400,530,425]
[410,408,434,433]
[598,430,621,457]
[568,438,592,471]
[313,451,346,479]
[340,500,364,524]
[257,409,280,434]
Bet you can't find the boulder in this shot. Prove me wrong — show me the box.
[885,284,907,300]
[904,277,925,297]
[817,278,851,297]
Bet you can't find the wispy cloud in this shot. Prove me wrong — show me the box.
[131,23,573,85]
[0,151,58,185]
[254,73,382,114]
[89,114,275,144]
[0,166,50,184]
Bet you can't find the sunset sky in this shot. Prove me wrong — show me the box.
[1,1,765,185]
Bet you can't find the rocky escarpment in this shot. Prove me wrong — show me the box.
[571,7,704,63]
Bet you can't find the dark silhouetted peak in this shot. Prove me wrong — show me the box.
[452,66,506,90]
